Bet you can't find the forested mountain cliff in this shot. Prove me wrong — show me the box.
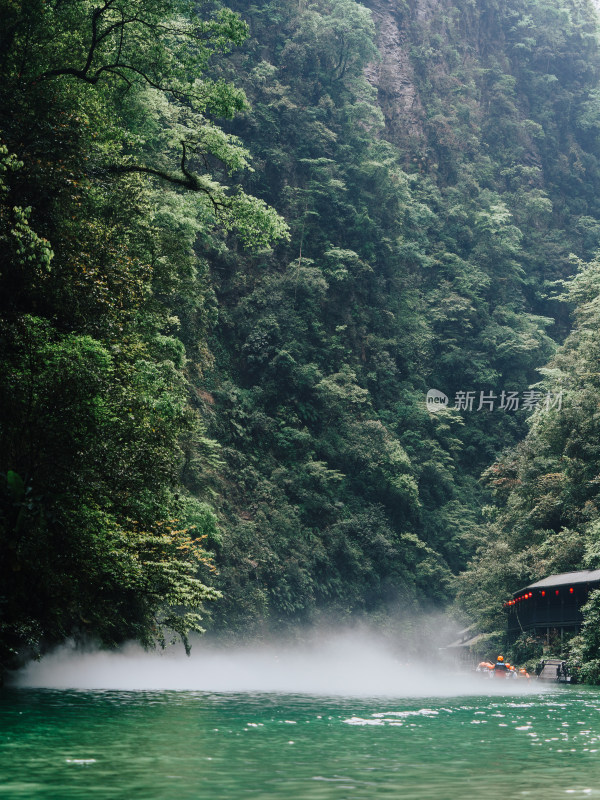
[2,0,600,667]
[205,0,600,632]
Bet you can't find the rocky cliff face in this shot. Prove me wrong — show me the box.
[364,0,425,147]
[363,0,544,179]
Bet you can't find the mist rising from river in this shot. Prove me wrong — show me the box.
[13,630,544,696]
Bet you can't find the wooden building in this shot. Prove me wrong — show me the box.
[441,627,486,667]
[505,569,600,639]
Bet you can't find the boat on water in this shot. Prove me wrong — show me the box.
[475,658,529,680]
[475,656,571,683]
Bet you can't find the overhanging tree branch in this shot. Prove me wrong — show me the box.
[110,140,228,212]
[33,0,248,101]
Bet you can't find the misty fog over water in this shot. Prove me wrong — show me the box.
[14,631,543,697]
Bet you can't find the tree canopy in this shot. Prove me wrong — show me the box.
[3,0,600,669]
[0,0,286,666]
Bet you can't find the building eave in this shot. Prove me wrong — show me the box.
[512,569,600,597]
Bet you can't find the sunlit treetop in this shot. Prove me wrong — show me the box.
[1,0,288,248]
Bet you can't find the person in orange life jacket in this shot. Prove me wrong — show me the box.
[493,655,508,678]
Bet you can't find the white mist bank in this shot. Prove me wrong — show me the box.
[14,632,545,697]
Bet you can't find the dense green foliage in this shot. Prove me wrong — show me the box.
[199,0,600,633]
[0,0,286,666]
[3,0,600,665]
[456,254,600,676]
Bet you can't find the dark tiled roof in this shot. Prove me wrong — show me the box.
[443,633,484,649]
[515,569,600,594]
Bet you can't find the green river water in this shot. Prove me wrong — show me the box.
[2,685,600,799]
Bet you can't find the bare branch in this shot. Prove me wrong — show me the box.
[109,152,227,213]
[116,12,126,65]
[180,140,197,186]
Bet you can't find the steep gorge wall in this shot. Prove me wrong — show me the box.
[365,0,600,279]
[364,0,425,148]
[196,0,600,634]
